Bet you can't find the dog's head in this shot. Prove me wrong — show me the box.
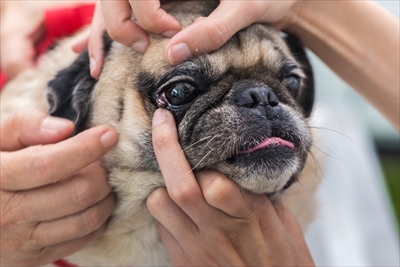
[47,1,314,195]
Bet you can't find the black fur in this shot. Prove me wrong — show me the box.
[46,32,113,134]
[282,34,315,117]
[46,51,95,134]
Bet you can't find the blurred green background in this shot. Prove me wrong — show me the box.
[378,147,400,232]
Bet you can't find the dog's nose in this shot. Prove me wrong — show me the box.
[235,87,279,117]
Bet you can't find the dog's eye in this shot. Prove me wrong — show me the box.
[164,82,199,106]
[283,75,300,97]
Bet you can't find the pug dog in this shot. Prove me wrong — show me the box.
[1,1,322,266]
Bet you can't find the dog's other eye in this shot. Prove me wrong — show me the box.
[283,75,300,97]
[165,82,199,106]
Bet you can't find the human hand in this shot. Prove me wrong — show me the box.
[162,0,297,64]
[147,109,314,266]
[0,109,118,266]
[0,1,92,79]
[85,0,296,76]
[0,1,46,79]
[83,0,181,78]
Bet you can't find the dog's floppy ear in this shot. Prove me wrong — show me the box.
[283,33,315,118]
[46,51,96,135]
[46,32,113,135]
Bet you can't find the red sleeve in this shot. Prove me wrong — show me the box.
[36,3,95,54]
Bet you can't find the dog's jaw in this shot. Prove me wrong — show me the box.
[179,102,312,194]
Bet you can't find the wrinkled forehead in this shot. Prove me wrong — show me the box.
[198,24,292,76]
[140,24,293,79]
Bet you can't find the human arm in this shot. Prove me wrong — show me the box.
[146,108,315,266]
[0,109,118,266]
[286,0,399,130]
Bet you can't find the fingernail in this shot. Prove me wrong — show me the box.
[41,117,72,133]
[132,40,149,54]
[162,30,179,38]
[167,43,192,65]
[153,109,169,127]
[90,57,96,73]
[100,130,118,151]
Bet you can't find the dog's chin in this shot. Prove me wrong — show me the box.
[210,145,301,194]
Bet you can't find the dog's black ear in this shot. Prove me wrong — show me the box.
[46,32,113,135]
[283,33,315,118]
[46,51,96,135]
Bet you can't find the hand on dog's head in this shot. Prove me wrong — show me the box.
[46,0,314,195]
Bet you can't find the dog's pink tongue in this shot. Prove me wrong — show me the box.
[241,137,294,154]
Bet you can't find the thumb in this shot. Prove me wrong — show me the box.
[0,108,74,151]
[164,1,257,64]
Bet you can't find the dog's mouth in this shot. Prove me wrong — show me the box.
[239,137,294,154]
[225,135,296,164]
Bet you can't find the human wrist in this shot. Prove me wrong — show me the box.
[280,0,316,40]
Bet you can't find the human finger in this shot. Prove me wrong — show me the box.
[196,170,268,218]
[156,222,188,266]
[0,125,118,191]
[10,222,106,266]
[129,0,181,37]
[71,29,90,54]
[0,108,74,151]
[147,187,197,242]
[11,162,111,222]
[152,108,211,224]
[88,2,106,79]
[101,0,149,52]
[165,1,259,64]
[273,200,315,265]
[29,193,114,247]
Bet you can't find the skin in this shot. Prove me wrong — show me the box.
[0,0,92,79]
[148,108,315,266]
[88,0,399,129]
[0,1,45,79]
[0,109,118,266]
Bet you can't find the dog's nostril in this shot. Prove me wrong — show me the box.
[237,87,279,109]
[268,91,279,107]
[242,93,260,109]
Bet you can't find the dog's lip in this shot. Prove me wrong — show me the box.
[239,137,294,154]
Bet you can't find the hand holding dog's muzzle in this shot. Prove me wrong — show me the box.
[0,109,118,266]
[148,108,315,266]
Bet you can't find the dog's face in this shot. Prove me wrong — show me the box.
[47,1,314,195]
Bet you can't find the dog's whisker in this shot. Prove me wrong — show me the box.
[308,126,355,144]
[181,135,214,152]
[190,148,215,172]
[311,143,343,160]
[308,151,325,178]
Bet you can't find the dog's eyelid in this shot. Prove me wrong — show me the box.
[288,69,305,80]
[156,75,197,94]
[280,63,305,80]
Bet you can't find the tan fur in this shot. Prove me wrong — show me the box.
[1,2,323,265]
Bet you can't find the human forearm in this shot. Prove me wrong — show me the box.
[287,0,399,129]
